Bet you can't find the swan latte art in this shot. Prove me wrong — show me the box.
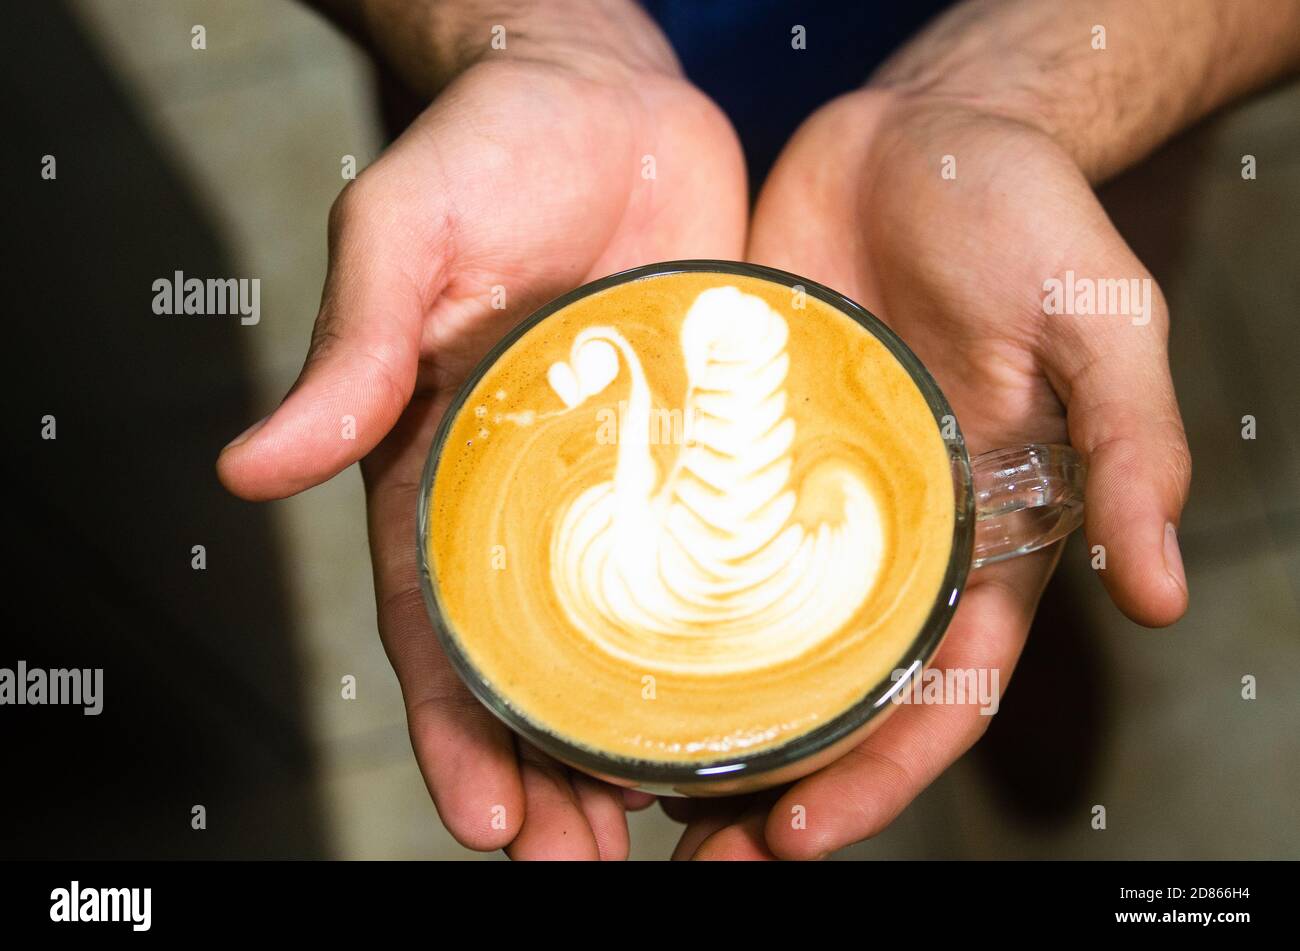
[428,271,955,763]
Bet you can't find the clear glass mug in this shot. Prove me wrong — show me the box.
[417,261,1085,797]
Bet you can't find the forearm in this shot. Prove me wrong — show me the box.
[870,0,1300,182]
[306,0,680,98]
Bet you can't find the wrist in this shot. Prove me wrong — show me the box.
[866,0,1300,184]
[865,22,1138,184]
[358,0,682,99]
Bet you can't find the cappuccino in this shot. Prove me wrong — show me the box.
[428,271,954,763]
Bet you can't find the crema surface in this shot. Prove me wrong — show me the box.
[429,272,954,763]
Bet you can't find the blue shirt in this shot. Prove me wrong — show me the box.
[640,0,954,189]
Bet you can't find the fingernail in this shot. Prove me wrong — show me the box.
[1163,521,1186,593]
[223,414,269,452]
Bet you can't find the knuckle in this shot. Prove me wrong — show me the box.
[1147,278,1172,336]
[328,174,382,238]
[406,688,485,731]
[378,580,425,629]
[306,322,343,364]
[1165,427,1193,494]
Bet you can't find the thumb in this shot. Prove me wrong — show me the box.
[217,171,447,501]
[1050,284,1192,627]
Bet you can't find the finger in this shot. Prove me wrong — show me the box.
[364,398,524,852]
[623,789,657,811]
[217,157,449,501]
[670,806,744,861]
[690,801,781,861]
[764,553,1052,859]
[1044,275,1191,627]
[663,794,766,859]
[507,745,601,861]
[572,774,631,860]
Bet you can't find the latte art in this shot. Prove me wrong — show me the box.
[428,270,954,762]
[548,288,884,674]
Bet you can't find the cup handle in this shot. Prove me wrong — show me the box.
[970,444,1086,568]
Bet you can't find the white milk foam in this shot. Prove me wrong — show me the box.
[543,286,884,675]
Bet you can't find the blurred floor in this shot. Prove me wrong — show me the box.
[2,0,329,858]
[53,0,1300,859]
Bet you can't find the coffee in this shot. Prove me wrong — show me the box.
[428,271,954,763]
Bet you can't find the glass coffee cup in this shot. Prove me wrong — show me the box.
[418,261,1084,797]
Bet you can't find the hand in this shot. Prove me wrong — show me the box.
[217,3,746,859]
[665,88,1191,859]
